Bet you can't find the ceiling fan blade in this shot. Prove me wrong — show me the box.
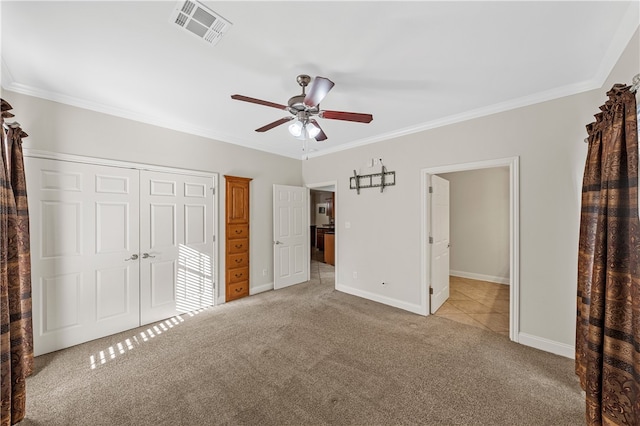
[231,94,288,110]
[255,117,294,132]
[309,119,327,141]
[304,77,335,108]
[320,110,373,123]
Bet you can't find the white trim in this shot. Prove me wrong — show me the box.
[251,282,273,295]
[518,333,575,359]
[6,7,637,163]
[421,156,520,342]
[450,270,509,285]
[306,181,338,290]
[306,84,600,160]
[336,283,424,316]
[3,79,297,158]
[591,2,640,89]
[23,148,216,178]
[23,149,221,307]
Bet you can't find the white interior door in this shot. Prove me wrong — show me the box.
[273,184,309,289]
[430,175,450,313]
[26,157,140,356]
[140,171,214,325]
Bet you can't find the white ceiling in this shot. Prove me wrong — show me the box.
[1,1,638,159]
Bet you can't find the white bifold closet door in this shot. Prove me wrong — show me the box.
[26,158,214,356]
[139,170,214,325]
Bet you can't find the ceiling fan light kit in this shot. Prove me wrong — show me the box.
[289,119,320,140]
[231,74,373,145]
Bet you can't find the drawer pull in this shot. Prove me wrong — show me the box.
[235,244,243,249]
[235,287,243,293]
[235,229,243,234]
[235,273,243,278]
[234,258,243,263]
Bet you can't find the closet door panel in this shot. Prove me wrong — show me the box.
[26,157,140,356]
[140,171,214,325]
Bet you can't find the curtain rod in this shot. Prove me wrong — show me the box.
[632,73,640,94]
[2,121,21,129]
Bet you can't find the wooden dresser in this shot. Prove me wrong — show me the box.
[225,175,252,301]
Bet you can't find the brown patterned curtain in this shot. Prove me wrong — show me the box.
[0,99,33,426]
[576,83,640,425]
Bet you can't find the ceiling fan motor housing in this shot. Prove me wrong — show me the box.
[288,74,319,116]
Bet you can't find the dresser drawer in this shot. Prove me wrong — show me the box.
[227,267,249,284]
[227,281,249,301]
[228,224,249,240]
[228,252,248,268]
[227,238,248,254]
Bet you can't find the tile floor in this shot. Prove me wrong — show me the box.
[312,248,325,262]
[434,276,510,337]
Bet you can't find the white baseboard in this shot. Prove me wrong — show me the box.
[518,332,575,359]
[251,282,273,295]
[335,283,426,315]
[450,270,510,285]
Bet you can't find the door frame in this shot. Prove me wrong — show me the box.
[421,156,519,342]
[23,148,221,306]
[306,181,338,287]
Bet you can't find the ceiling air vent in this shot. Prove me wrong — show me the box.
[170,0,232,46]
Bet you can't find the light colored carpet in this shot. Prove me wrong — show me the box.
[20,261,584,425]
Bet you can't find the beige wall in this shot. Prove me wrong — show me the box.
[439,168,510,284]
[302,29,639,353]
[1,91,303,295]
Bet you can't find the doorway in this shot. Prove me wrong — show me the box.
[422,157,519,342]
[434,167,510,337]
[307,181,337,286]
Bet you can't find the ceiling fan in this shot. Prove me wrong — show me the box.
[231,74,373,142]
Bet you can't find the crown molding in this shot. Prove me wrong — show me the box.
[304,78,599,159]
[1,62,303,160]
[590,1,639,88]
[3,5,638,163]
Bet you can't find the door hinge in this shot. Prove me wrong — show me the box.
[429,186,433,193]
[210,187,215,194]
[429,236,433,244]
[212,235,215,242]
[429,287,433,295]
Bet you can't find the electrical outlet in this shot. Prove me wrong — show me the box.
[353,271,358,279]
[262,269,267,276]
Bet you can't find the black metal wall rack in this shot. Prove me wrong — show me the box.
[350,165,396,194]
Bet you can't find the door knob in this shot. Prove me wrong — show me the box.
[125,254,139,261]
[274,241,283,245]
[142,253,156,259]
